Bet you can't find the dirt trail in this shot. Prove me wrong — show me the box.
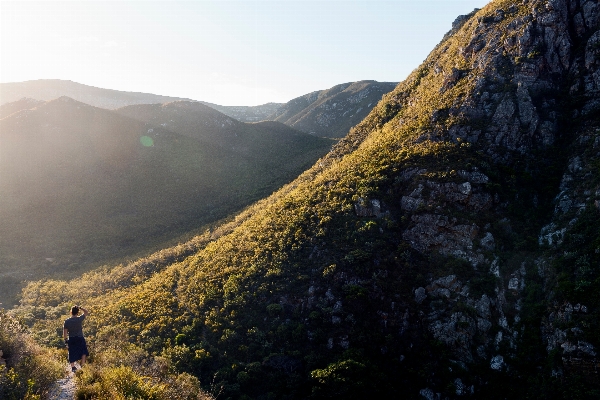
[47,364,76,400]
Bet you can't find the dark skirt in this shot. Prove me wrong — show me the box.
[67,336,89,363]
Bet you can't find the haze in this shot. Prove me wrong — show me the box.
[1,1,486,106]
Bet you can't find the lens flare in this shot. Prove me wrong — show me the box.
[140,136,154,147]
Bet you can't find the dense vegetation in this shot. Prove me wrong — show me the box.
[0,310,62,399]
[6,0,600,398]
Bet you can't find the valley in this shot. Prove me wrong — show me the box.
[0,96,335,305]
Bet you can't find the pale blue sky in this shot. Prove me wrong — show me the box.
[1,1,488,105]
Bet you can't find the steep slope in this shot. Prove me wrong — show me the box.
[16,0,600,398]
[0,98,333,306]
[0,79,191,109]
[200,101,283,122]
[269,80,397,138]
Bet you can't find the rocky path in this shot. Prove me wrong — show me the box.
[47,364,76,400]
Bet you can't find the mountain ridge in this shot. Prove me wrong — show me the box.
[1,79,396,140]
[268,80,397,138]
[0,79,194,109]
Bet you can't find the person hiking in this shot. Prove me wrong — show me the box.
[63,305,89,372]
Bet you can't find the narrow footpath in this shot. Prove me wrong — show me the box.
[47,364,76,400]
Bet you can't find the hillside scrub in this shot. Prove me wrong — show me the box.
[0,310,63,399]
[10,0,600,398]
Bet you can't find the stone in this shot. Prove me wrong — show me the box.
[455,378,466,396]
[477,318,492,333]
[480,232,495,250]
[415,287,427,304]
[457,170,489,184]
[490,355,505,370]
[490,258,501,277]
[401,196,425,212]
[403,214,479,261]
[475,294,491,319]
[458,182,472,195]
[354,198,384,217]
[419,388,436,400]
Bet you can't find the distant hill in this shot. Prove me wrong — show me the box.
[0,97,44,119]
[199,101,283,122]
[0,80,396,141]
[268,80,397,138]
[0,79,191,109]
[0,96,333,304]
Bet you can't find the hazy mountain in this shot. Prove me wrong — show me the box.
[268,80,397,138]
[0,79,191,109]
[0,97,44,119]
[0,97,333,305]
[115,101,324,162]
[13,0,600,398]
[0,80,395,141]
[199,101,284,122]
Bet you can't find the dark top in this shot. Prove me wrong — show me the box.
[63,314,86,337]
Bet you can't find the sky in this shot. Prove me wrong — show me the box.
[1,1,489,106]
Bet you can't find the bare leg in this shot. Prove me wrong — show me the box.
[81,355,86,366]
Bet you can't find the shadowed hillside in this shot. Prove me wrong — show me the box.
[200,102,283,123]
[0,97,333,305]
[13,0,600,398]
[115,101,327,164]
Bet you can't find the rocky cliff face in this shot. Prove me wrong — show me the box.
[341,0,600,395]
[280,0,600,395]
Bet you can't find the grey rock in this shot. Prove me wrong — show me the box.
[455,378,466,396]
[477,318,492,333]
[493,95,516,124]
[415,287,427,304]
[401,196,425,212]
[354,197,384,217]
[490,355,505,370]
[403,214,479,262]
[419,388,437,400]
[457,170,489,184]
[475,294,492,319]
[508,276,520,291]
[480,232,495,250]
